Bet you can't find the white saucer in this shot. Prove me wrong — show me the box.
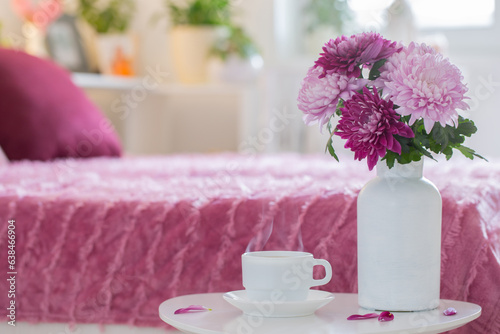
[222,290,334,317]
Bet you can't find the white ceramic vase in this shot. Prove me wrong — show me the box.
[357,160,442,311]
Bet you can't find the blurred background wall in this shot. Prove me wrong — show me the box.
[0,0,498,159]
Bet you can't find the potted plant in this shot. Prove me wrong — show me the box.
[208,25,263,83]
[302,0,353,55]
[163,0,232,83]
[77,0,136,76]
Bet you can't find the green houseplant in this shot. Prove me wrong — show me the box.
[303,0,351,36]
[77,0,136,76]
[302,0,353,55]
[210,25,259,62]
[209,25,262,83]
[162,0,233,83]
[167,0,231,26]
[78,0,134,34]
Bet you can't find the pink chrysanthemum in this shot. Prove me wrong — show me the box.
[298,66,366,131]
[315,32,401,79]
[378,42,469,133]
[335,87,414,170]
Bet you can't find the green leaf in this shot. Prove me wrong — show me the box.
[456,145,475,160]
[418,147,435,160]
[456,145,488,161]
[166,0,231,26]
[78,0,134,33]
[413,132,435,158]
[430,124,448,150]
[336,99,345,117]
[408,149,420,161]
[442,146,453,160]
[382,151,396,169]
[456,116,478,137]
[368,59,387,80]
[325,124,340,162]
[325,137,339,162]
[430,122,468,153]
[393,135,413,156]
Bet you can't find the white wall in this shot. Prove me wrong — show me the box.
[261,0,500,159]
[0,1,268,155]
[1,0,498,158]
[430,5,500,159]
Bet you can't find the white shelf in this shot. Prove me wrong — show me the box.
[73,72,260,155]
[72,72,250,96]
[71,72,143,90]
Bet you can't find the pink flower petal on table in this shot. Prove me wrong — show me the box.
[174,305,212,314]
[378,311,394,322]
[443,307,457,316]
[347,313,379,320]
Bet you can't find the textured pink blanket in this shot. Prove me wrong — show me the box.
[0,154,498,333]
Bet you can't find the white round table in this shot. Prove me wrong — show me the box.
[159,292,481,334]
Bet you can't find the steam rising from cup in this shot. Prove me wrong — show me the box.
[245,202,304,253]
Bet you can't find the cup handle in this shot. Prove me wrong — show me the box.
[311,259,332,287]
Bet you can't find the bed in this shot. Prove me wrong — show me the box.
[0,153,498,333]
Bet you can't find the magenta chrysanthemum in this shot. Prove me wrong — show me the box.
[297,66,366,130]
[298,32,482,169]
[335,87,414,170]
[315,32,401,79]
[378,42,470,133]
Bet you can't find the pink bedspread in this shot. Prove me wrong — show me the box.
[0,154,498,333]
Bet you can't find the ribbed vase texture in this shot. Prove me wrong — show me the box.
[357,160,442,311]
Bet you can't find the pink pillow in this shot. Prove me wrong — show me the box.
[0,49,122,161]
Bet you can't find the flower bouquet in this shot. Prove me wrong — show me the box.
[298,32,485,170]
[298,32,487,311]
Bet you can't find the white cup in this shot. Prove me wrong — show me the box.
[241,251,332,302]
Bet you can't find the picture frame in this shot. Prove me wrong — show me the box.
[45,14,91,73]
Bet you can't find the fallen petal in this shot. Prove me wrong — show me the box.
[443,307,457,316]
[174,305,212,314]
[347,313,379,320]
[378,311,394,322]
